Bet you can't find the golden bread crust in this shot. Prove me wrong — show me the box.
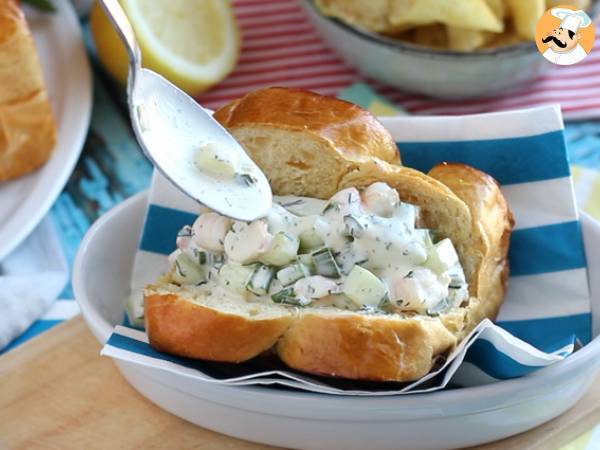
[144,293,293,363]
[213,87,400,199]
[145,89,513,382]
[428,163,514,336]
[277,312,456,382]
[0,0,56,181]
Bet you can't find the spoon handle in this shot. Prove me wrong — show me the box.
[97,0,141,94]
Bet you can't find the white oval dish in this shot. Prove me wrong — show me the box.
[74,191,600,450]
[0,0,92,260]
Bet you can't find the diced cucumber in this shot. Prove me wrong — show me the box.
[343,215,365,238]
[311,247,341,278]
[414,229,434,249]
[426,297,452,317]
[264,204,289,235]
[218,263,254,296]
[195,142,237,177]
[189,248,225,269]
[297,253,316,273]
[276,262,311,286]
[299,228,324,251]
[209,252,226,268]
[172,253,206,285]
[447,283,468,309]
[125,291,145,329]
[246,264,275,295]
[425,238,459,274]
[448,263,466,287]
[271,288,311,306]
[334,244,368,275]
[271,287,294,302]
[194,249,209,265]
[260,232,299,266]
[343,266,387,308]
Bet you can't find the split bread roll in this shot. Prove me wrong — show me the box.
[0,0,56,182]
[144,88,513,382]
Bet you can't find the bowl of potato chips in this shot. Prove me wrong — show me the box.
[303,0,596,99]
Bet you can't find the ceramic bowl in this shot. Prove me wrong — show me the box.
[73,191,600,450]
[302,0,599,99]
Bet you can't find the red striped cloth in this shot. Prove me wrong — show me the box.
[197,0,600,120]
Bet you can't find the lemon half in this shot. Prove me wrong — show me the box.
[90,0,239,95]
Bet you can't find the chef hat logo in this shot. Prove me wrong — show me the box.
[535,5,595,66]
[551,8,592,32]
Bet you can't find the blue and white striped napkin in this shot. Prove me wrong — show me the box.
[102,104,592,395]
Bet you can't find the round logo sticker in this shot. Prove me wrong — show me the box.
[535,6,595,66]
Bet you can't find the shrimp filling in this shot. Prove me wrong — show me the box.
[168,182,469,316]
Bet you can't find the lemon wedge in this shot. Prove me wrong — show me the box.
[90,0,239,95]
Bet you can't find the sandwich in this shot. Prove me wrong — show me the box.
[0,0,56,182]
[141,87,514,382]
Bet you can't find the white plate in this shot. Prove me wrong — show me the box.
[73,191,600,450]
[0,0,92,260]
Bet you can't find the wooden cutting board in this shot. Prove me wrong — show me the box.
[1,317,599,450]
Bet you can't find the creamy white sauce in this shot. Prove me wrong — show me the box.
[169,183,469,315]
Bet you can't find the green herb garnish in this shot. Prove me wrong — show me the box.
[322,201,340,214]
[271,287,310,306]
[235,173,257,187]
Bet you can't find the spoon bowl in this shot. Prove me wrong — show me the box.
[98,0,272,221]
[130,69,272,221]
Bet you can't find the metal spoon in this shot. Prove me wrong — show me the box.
[97,0,272,221]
